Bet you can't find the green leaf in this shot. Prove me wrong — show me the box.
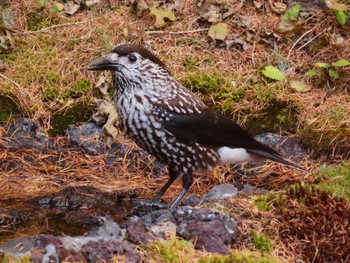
[282,4,302,20]
[314,62,330,68]
[49,3,64,13]
[335,10,347,25]
[36,0,49,7]
[150,5,176,28]
[262,65,285,81]
[329,69,339,79]
[332,59,350,67]
[208,23,228,41]
[290,78,311,92]
[304,70,317,77]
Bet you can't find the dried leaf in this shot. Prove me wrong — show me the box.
[274,20,303,37]
[253,0,264,9]
[208,22,228,41]
[325,0,348,11]
[150,5,176,28]
[290,78,310,92]
[262,65,285,80]
[64,1,80,15]
[268,0,287,14]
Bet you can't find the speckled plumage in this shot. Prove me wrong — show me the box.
[87,44,305,207]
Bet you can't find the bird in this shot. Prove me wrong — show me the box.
[87,44,305,208]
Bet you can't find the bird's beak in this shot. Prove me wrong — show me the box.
[87,53,119,71]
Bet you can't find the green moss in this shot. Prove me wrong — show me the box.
[0,53,17,64]
[243,99,299,134]
[63,79,90,99]
[183,57,199,69]
[181,71,245,112]
[149,236,194,263]
[49,100,94,136]
[42,86,59,101]
[316,161,350,200]
[251,231,274,253]
[199,250,281,263]
[253,194,276,212]
[26,12,58,31]
[0,95,22,122]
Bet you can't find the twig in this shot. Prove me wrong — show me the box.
[296,27,329,52]
[145,28,209,35]
[21,20,91,34]
[0,72,21,88]
[287,23,319,60]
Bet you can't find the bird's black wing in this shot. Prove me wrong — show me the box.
[163,109,277,154]
[163,109,306,171]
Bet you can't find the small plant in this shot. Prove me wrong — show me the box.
[251,231,274,253]
[305,59,350,79]
[325,0,349,25]
[36,0,64,14]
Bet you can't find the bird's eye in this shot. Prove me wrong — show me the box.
[128,54,137,63]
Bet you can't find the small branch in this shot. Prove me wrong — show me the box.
[287,23,319,60]
[296,27,329,52]
[145,28,209,35]
[0,72,21,88]
[21,20,91,34]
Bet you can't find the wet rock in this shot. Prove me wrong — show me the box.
[254,133,308,162]
[60,216,126,250]
[30,235,67,263]
[182,194,203,207]
[34,186,121,210]
[204,184,238,201]
[125,216,155,244]
[81,240,140,263]
[0,237,36,257]
[66,123,106,155]
[174,207,237,254]
[1,118,55,152]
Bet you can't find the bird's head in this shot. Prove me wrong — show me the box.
[87,44,169,81]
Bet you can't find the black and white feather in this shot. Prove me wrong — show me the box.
[87,44,306,207]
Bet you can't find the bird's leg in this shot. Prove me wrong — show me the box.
[170,172,193,208]
[152,168,179,202]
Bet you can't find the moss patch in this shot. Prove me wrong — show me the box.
[49,100,94,136]
[251,231,274,253]
[198,250,281,263]
[0,96,23,122]
[148,236,194,263]
[316,161,350,200]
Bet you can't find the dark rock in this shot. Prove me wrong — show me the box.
[33,186,120,210]
[254,133,308,162]
[204,184,238,201]
[1,118,56,152]
[66,123,106,155]
[174,207,237,254]
[81,240,140,263]
[125,216,155,244]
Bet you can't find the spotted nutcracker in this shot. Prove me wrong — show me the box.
[87,44,305,207]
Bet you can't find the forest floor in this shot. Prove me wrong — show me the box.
[0,0,350,262]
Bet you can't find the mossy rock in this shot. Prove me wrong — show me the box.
[49,100,94,136]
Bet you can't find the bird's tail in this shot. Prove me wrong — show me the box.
[247,149,307,172]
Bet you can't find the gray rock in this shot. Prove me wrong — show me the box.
[124,216,155,244]
[204,184,238,201]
